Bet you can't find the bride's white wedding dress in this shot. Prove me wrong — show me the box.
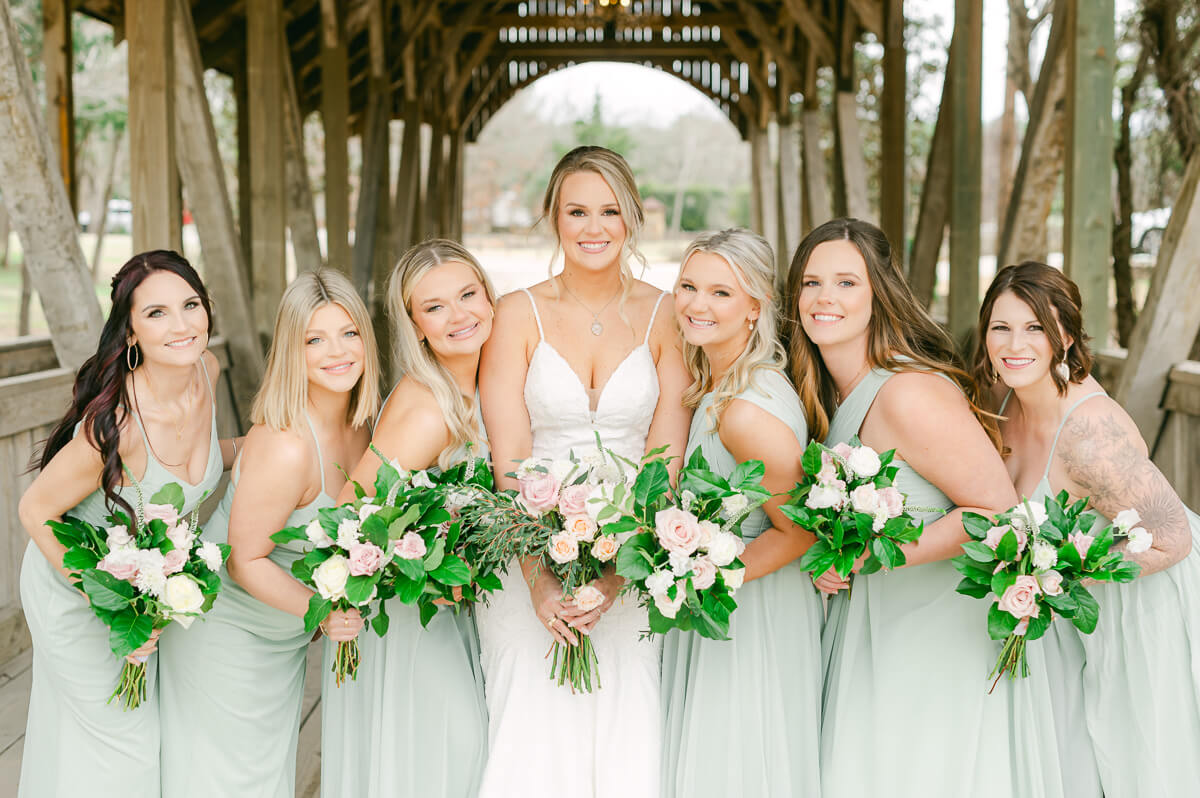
[475,288,667,798]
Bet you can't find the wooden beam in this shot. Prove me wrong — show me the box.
[248,0,287,342]
[0,0,103,369]
[948,0,983,342]
[128,0,181,251]
[422,0,490,86]
[42,0,76,211]
[171,0,263,423]
[908,35,956,309]
[846,0,884,39]
[282,26,324,274]
[719,31,772,103]
[880,0,906,262]
[734,0,803,90]
[321,0,351,272]
[447,29,498,108]
[780,0,835,62]
[1063,0,1114,345]
[1113,154,1200,446]
[997,3,1067,269]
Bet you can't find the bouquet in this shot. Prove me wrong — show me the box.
[459,445,633,692]
[779,438,926,584]
[48,479,229,709]
[604,448,769,639]
[952,491,1148,688]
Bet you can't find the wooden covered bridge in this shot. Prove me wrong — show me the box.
[1,0,1199,792]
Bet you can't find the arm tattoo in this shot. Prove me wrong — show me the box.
[1057,413,1188,576]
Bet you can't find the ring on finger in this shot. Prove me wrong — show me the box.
[546,615,557,628]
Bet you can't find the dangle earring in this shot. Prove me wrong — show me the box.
[989,363,999,383]
[1055,359,1071,382]
[748,318,756,332]
[126,343,140,371]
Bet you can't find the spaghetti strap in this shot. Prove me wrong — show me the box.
[520,288,545,341]
[302,412,327,495]
[644,292,667,345]
[1043,391,1108,481]
[998,389,1013,415]
[198,356,215,400]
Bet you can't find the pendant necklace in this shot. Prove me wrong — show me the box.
[560,277,621,336]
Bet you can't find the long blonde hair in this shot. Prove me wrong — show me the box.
[781,218,999,447]
[679,229,787,430]
[387,239,498,470]
[541,146,647,322]
[252,269,380,431]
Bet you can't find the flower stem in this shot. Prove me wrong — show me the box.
[108,660,147,711]
[332,638,361,686]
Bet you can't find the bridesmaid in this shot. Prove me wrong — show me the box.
[17,251,230,797]
[782,219,1064,798]
[157,268,378,797]
[321,240,493,797]
[660,229,822,797]
[973,261,1200,798]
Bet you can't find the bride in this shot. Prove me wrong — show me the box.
[477,145,691,796]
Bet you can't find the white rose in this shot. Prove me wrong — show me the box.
[653,590,687,619]
[697,520,719,547]
[1113,509,1141,534]
[357,503,382,521]
[335,519,362,550]
[645,570,674,597]
[668,550,694,576]
[312,554,351,600]
[134,550,168,597]
[411,470,435,489]
[1125,526,1153,554]
[163,574,205,628]
[806,483,846,511]
[1011,501,1049,531]
[197,540,223,572]
[850,484,880,515]
[105,524,133,549]
[721,566,746,591]
[706,531,740,567]
[1038,570,1065,597]
[305,518,334,548]
[846,446,882,479]
[1031,539,1059,570]
[720,493,749,520]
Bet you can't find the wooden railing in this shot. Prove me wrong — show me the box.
[0,337,243,664]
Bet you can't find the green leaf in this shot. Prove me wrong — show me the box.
[729,459,765,491]
[418,600,438,628]
[1108,559,1142,583]
[961,540,997,563]
[955,577,993,599]
[1042,592,1077,614]
[987,603,1020,640]
[679,468,730,497]
[345,573,381,605]
[615,533,656,580]
[1057,540,1083,571]
[475,571,504,592]
[108,611,153,658]
[632,460,670,509]
[359,514,391,548]
[62,547,100,572]
[797,539,831,574]
[423,537,446,571]
[834,549,857,579]
[394,556,425,581]
[990,568,1017,600]
[149,482,185,514]
[81,570,136,612]
[396,576,424,604]
[1024,611,1052,641]
[1068,586,1100,634]
[800,442,826,481]
[270,525,309,545]
[47,518,89,549]
[302,595,333,634]
[961,512,993,541]
[872,537,905,570]
[950,555,994,583]
[388,506,422,540]
[371,603,391,636]
[995,530,1019,561]
[430,554,471,586]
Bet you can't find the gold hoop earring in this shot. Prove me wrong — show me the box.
[126,344,140,371]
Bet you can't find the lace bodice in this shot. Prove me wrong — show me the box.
[520,288,665,462]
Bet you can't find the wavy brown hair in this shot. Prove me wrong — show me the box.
[781,218,999,447]
[972,261,1093,397]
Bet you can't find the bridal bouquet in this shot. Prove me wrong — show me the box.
[459,445,634,692]
[603,448,769,639]
[778,438,926,583]
[952,491,1147,687]
[48,479,229,709]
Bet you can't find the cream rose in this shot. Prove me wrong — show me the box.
[654,507,703,556]
[163,574,205,629]
[564,513,598,543]
[997,574,1042,620]
[1038,570,1064,596]
[105,524,132,549]
[357,502,382,522]
[846,446,882,478]
[572,585,606,612]
[313,554,351,601]
[850,484,880,515]
[705,531,741,567]
[548,532,580,564]
[305,518,334,548]
[654,589,687,619]
[721,566,746,590]
[720,493,749,520]
[592,535,620,562]
[690,556,717,591]
[806,483,846,510]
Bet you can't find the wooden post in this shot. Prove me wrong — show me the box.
[908,36,956,309]
[880,0,906,260]
[777,107,802,273]
[801,51,832,233]
[282,32,324,274]
[351,0,390,301]
[834,93,871,221]
[1063,0,1114,345]
[393,94,423,254]
[42,0,75,212]
[234,63,252,268]
[948,0,983,343]
[445,127,464,241]
[1113,154,1200,446]
[247,0,287,342]
[171,0,263,421]
[424,113,446,240]
[128,0,181,252]
[749,122,778,249]
[0,0,103,368]
[320,0,350,272]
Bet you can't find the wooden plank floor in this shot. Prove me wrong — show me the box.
[0,643,324,797]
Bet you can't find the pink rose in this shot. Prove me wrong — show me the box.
[143,503,181,526]
[517,471,562,515]
[1068,531,1094,560]
[548,532,579,564]
[690,556,717,591]
[558,484,592,517]
[393,532,427,560]
[654,508,704,556]
[830,442,854,463]
[997,574,1042,620]
[984,524,1028,556]
[166,523,195,552]
[592,535,620,562]
[571,585,606,612]
[97,549,139,582]
[162,548,188,575]
[348,541,386,576]
[564,514,597,543]
[876,487,904,518]
[849,484,880,515]
[1038,570,1064,596]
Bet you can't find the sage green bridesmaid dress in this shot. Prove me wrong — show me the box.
[157,413,334,798]
[319,414,488,797]
[819,368,1064,798]
[660,368,823,798]
[18,362,223,798]
[1026,390,1200,798]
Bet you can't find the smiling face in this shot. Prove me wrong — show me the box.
[796,240,873,352]
[127,270,210,367]
[674,251,759,354]
[409,260,494,361]
[304,302,365,394]
[556,170,627,272]
[985,290,1069,391]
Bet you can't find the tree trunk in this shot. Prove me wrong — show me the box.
[1142,0,1200,163]
[19,261,32,335]
[1112,50,1149,347]
[91,128,124,278]
[0,199,10,269]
